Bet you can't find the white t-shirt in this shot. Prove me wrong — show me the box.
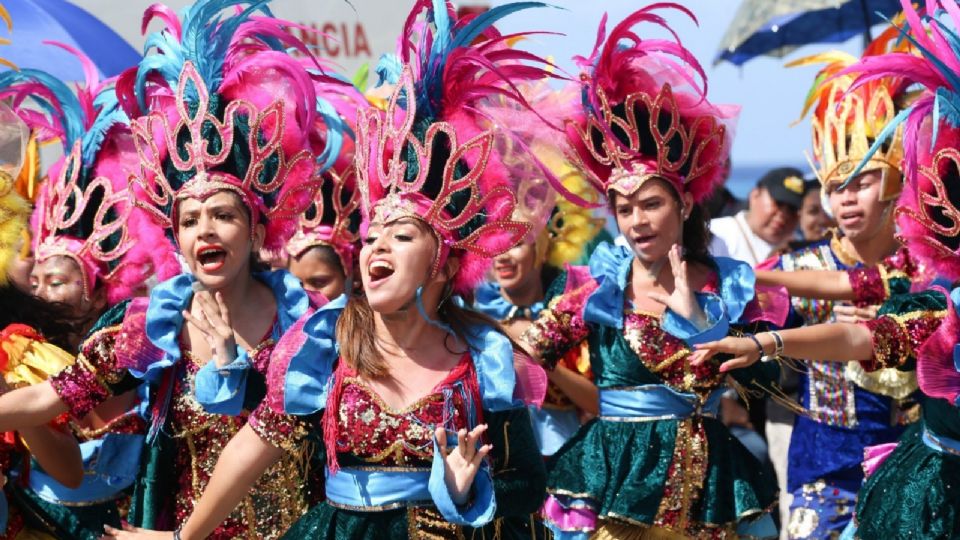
[708,210,775,266]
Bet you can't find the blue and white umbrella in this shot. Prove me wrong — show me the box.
[715,0,903,66]
[0,0,140,80]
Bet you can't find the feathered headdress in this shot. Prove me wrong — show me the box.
[788,17,914,200]
[286,168,361,272]
[837,0,960,281]
[285,73,367,271]
[121,0,351,254]
[485,82,602,266]
[566,4,738,203]
[0,46,177,303]
[355,0,560,294]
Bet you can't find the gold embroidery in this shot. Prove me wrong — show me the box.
[407,506,466,540]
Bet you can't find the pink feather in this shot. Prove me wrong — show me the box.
[142,3,182,41]
[917,287,960,404]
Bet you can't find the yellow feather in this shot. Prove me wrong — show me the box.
[0,3,11,33]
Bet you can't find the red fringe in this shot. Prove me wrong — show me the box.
[323,361,348,475]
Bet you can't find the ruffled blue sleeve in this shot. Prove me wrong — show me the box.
[134,274,193,382]
[463,324,518,411]
[712,257,756,324]
[194,346,251,415]
[428,433,496,526]
[276,294,345,415]
[660,257,756,346]
[582,242,632,329]
[661,293,730,346]
[264,270,310,331]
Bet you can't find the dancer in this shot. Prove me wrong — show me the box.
[0,102,86,538]
[747,28,920,539]
[0,2,349,537]
[108,1,561,538]
[282,80,367,305]
[0,49,169,539]
[522,5,779,538]
[694,4,960,537]
[284,170,360,306]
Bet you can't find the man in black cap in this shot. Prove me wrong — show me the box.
[708,166,804,266]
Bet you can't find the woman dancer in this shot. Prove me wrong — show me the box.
[522,5,779,538]
[0,102,85,538]
[108,1,561,538]
[284,169,360,306]
[0,2,350,537]
[0,51,171,539]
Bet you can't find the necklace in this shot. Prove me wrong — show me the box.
[829,229,862,267]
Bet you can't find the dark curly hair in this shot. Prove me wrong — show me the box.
[0,285,83,350]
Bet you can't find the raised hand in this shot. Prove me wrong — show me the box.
[691,336,764,372]
[647,245,707,329]
[434,424,492,506]
[100,524,173,540]
[182,288,238,368]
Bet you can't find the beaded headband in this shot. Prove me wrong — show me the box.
[356,67,530,290]
[788,35,911,201]
[129,61,319,251]
[571,82,730,201]
[33,142,135,300]
[286,168,361,272]
[568,5,737,204]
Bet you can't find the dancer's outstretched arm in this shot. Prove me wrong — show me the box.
[693,322,874,373]
[755,269,853,301]
[0,382,68,432]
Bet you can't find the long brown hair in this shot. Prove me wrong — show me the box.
[336,285,505,378]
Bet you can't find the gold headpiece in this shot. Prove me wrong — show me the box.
[789,20,915,201]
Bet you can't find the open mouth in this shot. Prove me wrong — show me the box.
[838,211,864,223]
[494,265,517,279]
[632,234,656,246]
[368,260,395,285]
[196,246,227,272]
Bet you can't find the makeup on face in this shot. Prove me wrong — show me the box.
[30,255,91,315]
[359,217,440,314]
[176,191,258,290]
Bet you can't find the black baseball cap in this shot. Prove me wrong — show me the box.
[756,167,805,210]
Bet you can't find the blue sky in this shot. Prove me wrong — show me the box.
[490,0,867,171]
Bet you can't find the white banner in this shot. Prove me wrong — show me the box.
[76,0,420,76]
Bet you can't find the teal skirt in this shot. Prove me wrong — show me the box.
[10,485,123,540]
[281,503,543,540]
[546,416,777,530]
[854,425,960,539]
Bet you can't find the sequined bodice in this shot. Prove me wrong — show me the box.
[621,311,723,394]
[336,357,473,468]
[169,341,307,540]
